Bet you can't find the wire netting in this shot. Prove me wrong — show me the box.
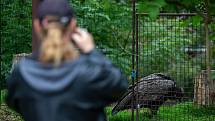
[133,13,215,121]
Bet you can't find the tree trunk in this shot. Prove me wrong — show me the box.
[194,70,215,106]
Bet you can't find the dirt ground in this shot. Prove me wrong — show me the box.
[0,103,23,121]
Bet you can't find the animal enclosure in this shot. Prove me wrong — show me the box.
[127,13,215,121]
[107,13,214,121]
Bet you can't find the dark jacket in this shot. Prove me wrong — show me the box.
[6,50,128,121]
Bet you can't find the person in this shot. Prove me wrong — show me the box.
[6,0,128,121]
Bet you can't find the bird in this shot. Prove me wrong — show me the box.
[112,73,184,117]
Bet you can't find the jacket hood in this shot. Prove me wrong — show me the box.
[19,57,79,93]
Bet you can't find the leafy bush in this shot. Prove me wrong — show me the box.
[0,0,32,89]
[70,0,133,76]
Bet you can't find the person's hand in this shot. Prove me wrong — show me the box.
[71,28,95,54]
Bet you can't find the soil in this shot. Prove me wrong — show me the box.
[0,103,23,121]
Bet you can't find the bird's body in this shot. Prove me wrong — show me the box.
[112,73,184,116]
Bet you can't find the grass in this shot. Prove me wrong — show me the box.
[105,102,215,121]
[1,99,214,121]
[0,89,7,104]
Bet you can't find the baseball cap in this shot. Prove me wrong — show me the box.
[37,0,75,23]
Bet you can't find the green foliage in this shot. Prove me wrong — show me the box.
[0,90,7,104]
[138,0,166,19]
[70,0,133,75]
[0,0,32,89]
[137,0,215,18]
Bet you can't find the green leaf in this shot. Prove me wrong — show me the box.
[191,16,203,26]
[148,6,160,20]
[154,0,166,7]
[97,13,111,21]
[102,0,111,10]
[210,35,215,41]
[137,0,166,19]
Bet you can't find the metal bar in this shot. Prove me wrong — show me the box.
[135,13,139,121]
[205,0,213,105]
[131,0,136,120]
[205,15,212,104]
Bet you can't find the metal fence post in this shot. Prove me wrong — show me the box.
[132,0,136,121]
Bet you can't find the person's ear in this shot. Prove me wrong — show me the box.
[33,19,43,40]
[69,18,77,33]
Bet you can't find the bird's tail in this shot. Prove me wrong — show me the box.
[176,87,184,102]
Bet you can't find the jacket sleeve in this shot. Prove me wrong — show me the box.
[75,49,128,102]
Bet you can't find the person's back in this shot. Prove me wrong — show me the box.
[6,0,128,121]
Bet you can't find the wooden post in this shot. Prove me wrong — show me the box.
[194,70,215,106]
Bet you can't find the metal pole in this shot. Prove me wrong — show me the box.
[135,13,139,121]
[131,0,136,120]
[204,0,212,105]
[205,19,211,105]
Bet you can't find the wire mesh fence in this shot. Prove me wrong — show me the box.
[137,13,205,99]
[109,13,215,121]
[132,13,215,121]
